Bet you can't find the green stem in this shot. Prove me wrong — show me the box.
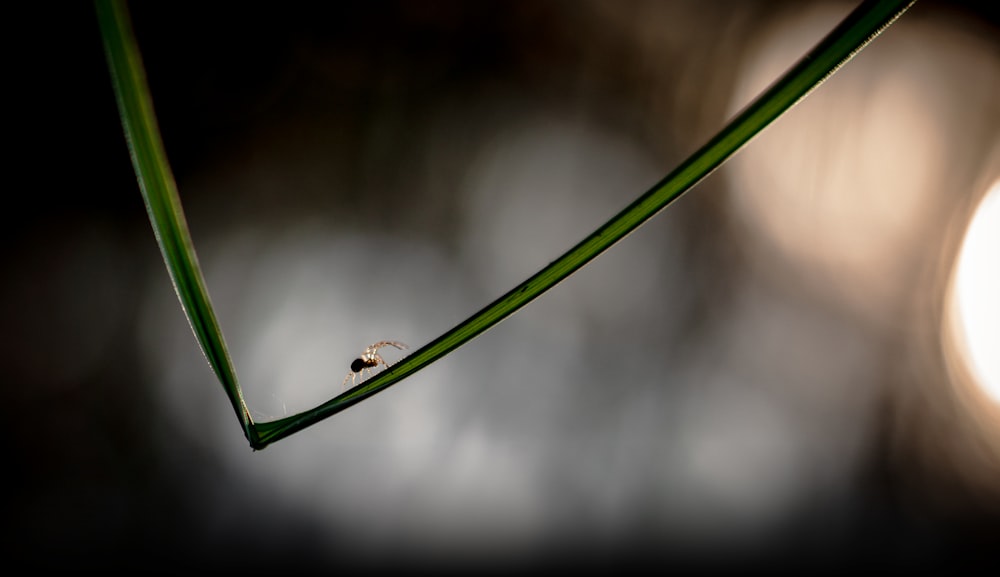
[253,0,916,449]
[95,0,257,445]
[96,0,915,451]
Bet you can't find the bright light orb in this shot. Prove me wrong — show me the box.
[948,179,1000,405]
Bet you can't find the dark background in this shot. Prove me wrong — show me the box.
[4,1,999,573]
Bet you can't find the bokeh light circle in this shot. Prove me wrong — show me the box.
[945,179,1000,407]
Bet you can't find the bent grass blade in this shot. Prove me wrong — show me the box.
[97,0,916,450]
[95,0,257,446]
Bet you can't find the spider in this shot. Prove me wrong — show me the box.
[342,340,408,389]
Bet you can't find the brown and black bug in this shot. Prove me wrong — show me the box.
[342,341,408,389]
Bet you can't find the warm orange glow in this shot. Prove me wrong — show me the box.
[725,5,998,324]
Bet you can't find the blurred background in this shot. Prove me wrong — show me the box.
[4,0,999,572]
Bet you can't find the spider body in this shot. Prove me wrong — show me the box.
[342,340,408,389]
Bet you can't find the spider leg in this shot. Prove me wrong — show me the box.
[371,340,408,354]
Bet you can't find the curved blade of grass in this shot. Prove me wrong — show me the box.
[96,0,914,450]
[96,0,257,445]
[253,0,917,449]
